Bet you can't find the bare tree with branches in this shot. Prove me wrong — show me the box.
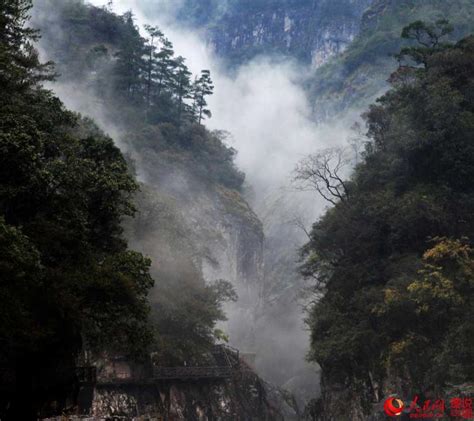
[294,147,351,206]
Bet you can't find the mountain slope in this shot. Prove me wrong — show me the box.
[309,0,474,118]
[33,0,268,357]
[304,32,474,421]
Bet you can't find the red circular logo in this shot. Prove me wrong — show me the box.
[384,397,405,417]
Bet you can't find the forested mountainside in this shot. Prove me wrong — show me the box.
[0,1,295,419]
[309,0,474,118]
[33,0,271,364]
[34,0,244,190]
[301,24,474,420]
[170,0,372,67]
[0,1,153,418]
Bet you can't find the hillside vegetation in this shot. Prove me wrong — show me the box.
[303,22,474,419]
[0,1,247,418]
[0,1,153,418]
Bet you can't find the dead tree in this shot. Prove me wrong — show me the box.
[294,147,350,206]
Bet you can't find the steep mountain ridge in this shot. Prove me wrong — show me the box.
[172,0,373,67]
[33,0,266,353]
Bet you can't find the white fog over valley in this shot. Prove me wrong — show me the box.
[83,0,344,393]
[33,0,356,406]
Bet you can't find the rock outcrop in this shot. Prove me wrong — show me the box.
[189,0,373,68]
[44,356,300,420]
[132,150,265,355]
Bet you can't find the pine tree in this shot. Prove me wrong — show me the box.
[144,25,163,107]
[193,69,214,124]
[172,56,192,123]
[155,35,175,98]
[0,0,54,95]
[114,11,145,100]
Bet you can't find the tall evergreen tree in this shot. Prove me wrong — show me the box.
[193,69,214,124]
[172,56,192,123]
[144,25,163,108]
[114,11,145,100]
[155,35,175,98]
[0,0,53,93]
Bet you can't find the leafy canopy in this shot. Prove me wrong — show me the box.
[0,1,154,417]
[302,23,474,409]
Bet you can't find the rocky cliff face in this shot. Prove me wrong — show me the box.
[195,0,373,67]
[360,0,396,31]
[85,376,295,420]
[198,186,264,353]
[145,161,265,354]
[82,377,293,420]
[44,360,300,420]
[206,0,371,67]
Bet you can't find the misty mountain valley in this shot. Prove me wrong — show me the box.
[1,0,474,420]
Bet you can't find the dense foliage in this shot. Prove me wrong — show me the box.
[35,0,245,191]
[0,1,155,418]
[0,0,244,418]
[303,25,474,411]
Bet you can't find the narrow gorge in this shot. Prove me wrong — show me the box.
[1,0,473,420]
